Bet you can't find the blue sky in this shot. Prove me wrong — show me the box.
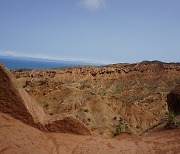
[0,0,180,64]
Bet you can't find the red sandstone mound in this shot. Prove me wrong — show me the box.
[44,114,91,135]
[0,64,45,129]
[0,63,91,135]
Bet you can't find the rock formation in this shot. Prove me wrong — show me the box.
[167,85,180,115]
[12,61,180,136]
[0,63,91,135]
[0,64,45,129]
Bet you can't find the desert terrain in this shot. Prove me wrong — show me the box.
[0,61,180,153]
[12,61,180,136]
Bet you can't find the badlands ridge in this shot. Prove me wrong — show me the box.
[0,61,180,153]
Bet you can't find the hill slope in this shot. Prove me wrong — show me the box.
[12,61,180,137]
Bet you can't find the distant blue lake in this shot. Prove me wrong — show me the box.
[0,56,92,69]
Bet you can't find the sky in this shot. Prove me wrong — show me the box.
[0,0,180,64]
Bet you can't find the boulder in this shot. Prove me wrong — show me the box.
[44,114,91,135]
[167,85,180,115]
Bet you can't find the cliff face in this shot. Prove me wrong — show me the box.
[12,61,180,136]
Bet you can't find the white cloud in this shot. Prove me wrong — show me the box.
[79,0,106,10]
[0,50,109,64]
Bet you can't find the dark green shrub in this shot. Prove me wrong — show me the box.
[165,112,177,129]
[114,125,121,136]
[168,112,174,123]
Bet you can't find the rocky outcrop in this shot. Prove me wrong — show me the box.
[0,63,91,135]
[44,114,91,135]
[0,64,45,129]
[167,85,180,115]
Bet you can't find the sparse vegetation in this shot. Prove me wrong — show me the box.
[79,80,91,90]
[98,90,106,96]
[84,109,88,112]
[165,112,177,129]
[114,124,121,136]
[113,86,122,95]
[168,112,175,123]
[43,103,49,110]
[113,117,130,136]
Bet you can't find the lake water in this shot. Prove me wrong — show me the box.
[0,56,90,69]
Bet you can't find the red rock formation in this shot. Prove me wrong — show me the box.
[44,114,91,135]
[0,64,45,129]
[167,85,180,115]
[0,63,91,135]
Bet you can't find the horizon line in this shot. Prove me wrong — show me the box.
[0,50,110,65]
